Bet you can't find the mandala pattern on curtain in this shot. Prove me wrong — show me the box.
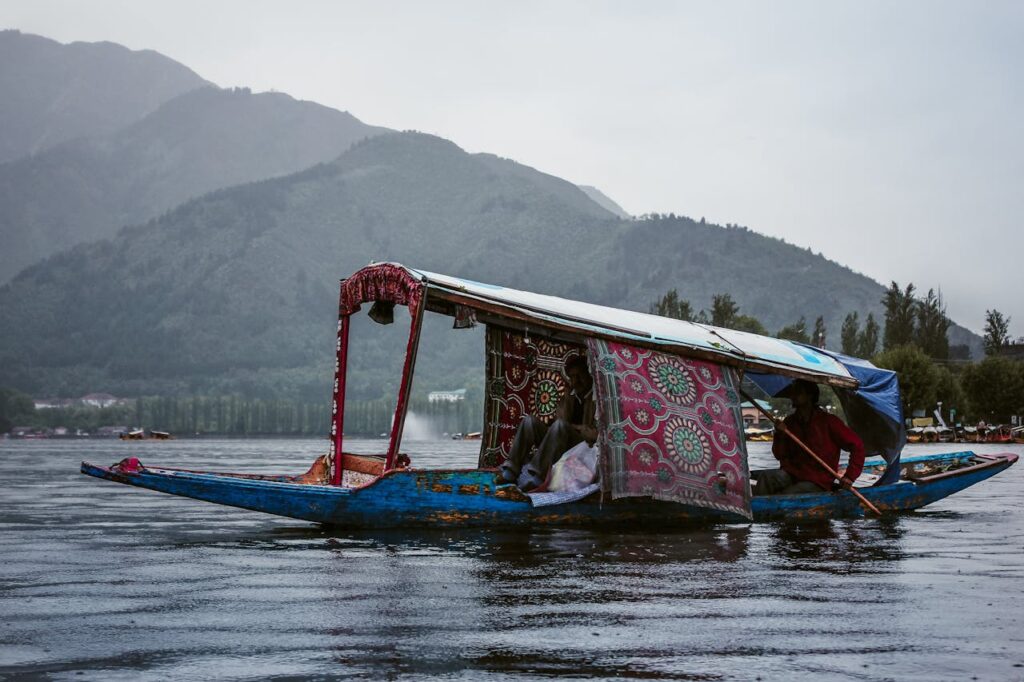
[588,339,752,518]
[478,326,583,467]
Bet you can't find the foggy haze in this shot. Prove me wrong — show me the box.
[2,0,1021,333]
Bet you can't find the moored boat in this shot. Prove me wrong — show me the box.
[82,263,1018,528]
[118,429,174,441]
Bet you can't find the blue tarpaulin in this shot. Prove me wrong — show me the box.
[747,347,906,485]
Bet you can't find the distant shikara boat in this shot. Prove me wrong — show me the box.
[82,263,1017,527]
[118,429,174,441]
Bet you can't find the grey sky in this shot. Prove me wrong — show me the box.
[3,0,1021,334]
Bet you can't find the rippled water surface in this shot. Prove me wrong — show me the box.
[1,438,1023,680]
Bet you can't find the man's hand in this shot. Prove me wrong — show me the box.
[579,424,598,445]
[831,475,854,492]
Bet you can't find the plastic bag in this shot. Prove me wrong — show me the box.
[547,440,599,492]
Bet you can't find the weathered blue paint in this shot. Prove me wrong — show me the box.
[80,450,1017,528]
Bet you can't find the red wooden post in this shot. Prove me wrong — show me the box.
[330,314,351,486]
[385,295,426,470]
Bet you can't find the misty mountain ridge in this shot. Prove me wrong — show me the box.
[0,29,209,163]
[0,130,978,402]
[0,85,388,282]
[578,185,631,219]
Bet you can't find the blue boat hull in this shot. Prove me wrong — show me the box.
[80,451,1017,528]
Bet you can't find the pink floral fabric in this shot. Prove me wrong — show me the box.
[588,339,751,518]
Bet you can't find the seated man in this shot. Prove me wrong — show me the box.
[753,379,865,496]
[499,355,598,491]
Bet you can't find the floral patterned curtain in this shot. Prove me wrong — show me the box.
[588,339,751,518]
[478,327,583,468]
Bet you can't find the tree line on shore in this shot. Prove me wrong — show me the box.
[0,392,484,438]
[2,282,1020,435]
[649,282,1023,424]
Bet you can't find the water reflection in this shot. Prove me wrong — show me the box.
[315,525,754,566]
[309,525,760,678]
[766,518,907,568]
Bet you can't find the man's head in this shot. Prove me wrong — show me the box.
[565,354,593,395]
[783,379,820,408]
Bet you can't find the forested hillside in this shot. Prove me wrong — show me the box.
[0,30,208,163]
[0,86,387,282]
[0,130,978,403]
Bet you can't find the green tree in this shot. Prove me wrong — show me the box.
[934,365,967,423]
[812,316,827,348]
[983,309,1011,356]
[860,313,880,358]
[841,312,860,356]
[731,315,768,335]
[648,289,693,321]
[961,356,1024,423]
[882,281,917,350]
[0,387,36,433]
[777,317,809,344]
[710,293,740,328]
[914,288,950,360]
[949,344,971,361]
[874,345,939,415]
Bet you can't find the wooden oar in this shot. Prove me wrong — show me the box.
[740,389,882,517]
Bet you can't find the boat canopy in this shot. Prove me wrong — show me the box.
[748,349,906,485]
[330,262,905,494]
[340,262,858,387]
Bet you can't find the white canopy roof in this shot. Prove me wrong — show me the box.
[393,265,857,388]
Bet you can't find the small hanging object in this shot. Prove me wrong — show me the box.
[715,470,729,495]
[368,300,395,325]
[452,304,477,329]
[524,324,530,345]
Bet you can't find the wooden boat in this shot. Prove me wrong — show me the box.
[82,263,1018,527]
[744,426,774,442]
[987,425,1014,444]
[118,429,174,441]
[81,450,1017,526]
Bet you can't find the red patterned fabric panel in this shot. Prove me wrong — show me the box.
[588,338,752,518]
[478,327,583,468]
[339,263,423,316]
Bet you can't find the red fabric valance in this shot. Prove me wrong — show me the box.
[338,263,424,316]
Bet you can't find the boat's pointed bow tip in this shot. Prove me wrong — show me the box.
[81,457,147,479]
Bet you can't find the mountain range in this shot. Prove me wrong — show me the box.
[0,30,983,402]
[0,80,387,283]
[0,29,208,163]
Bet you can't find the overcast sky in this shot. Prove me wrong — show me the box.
[3,0,1021,334]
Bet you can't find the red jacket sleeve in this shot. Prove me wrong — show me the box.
[827,415,865,481]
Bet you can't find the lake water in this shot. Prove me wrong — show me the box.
[1,437,1022,680]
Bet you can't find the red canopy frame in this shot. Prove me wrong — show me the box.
[329,264,426,486]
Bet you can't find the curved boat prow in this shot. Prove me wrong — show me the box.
[81,457,360,523]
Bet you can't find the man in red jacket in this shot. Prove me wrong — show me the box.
[753,380,865,496]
